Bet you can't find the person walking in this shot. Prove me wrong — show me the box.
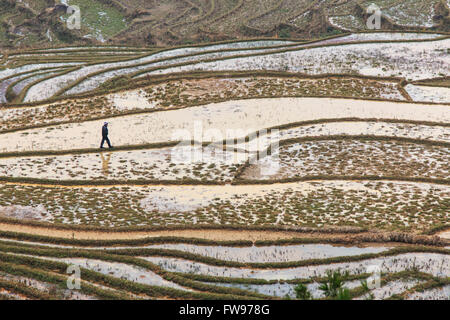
[100,122,113,149]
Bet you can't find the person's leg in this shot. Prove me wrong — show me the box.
[105,137,112,148]
[100,137,105,148]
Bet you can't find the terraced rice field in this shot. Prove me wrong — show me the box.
[0,31,448,301]
[1,32,448,104]
[0,235,447,300]
[328,0,444,31]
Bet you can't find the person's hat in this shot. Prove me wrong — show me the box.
[104,122,108,125]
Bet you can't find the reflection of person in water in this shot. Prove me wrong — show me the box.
[100,153,111,176]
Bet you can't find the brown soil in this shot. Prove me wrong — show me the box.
[0,223,447,247]
[0,223,318,241]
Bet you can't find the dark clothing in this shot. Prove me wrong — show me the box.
[102,125,108,137]
[100,136,112,148]
[100,124,112,148]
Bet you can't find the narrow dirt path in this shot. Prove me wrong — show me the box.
[0,223,311,241]
[0,223,446,246]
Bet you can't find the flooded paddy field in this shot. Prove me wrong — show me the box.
[0,181,447,230]
[0,97,448,153]
[0,30,448,300]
